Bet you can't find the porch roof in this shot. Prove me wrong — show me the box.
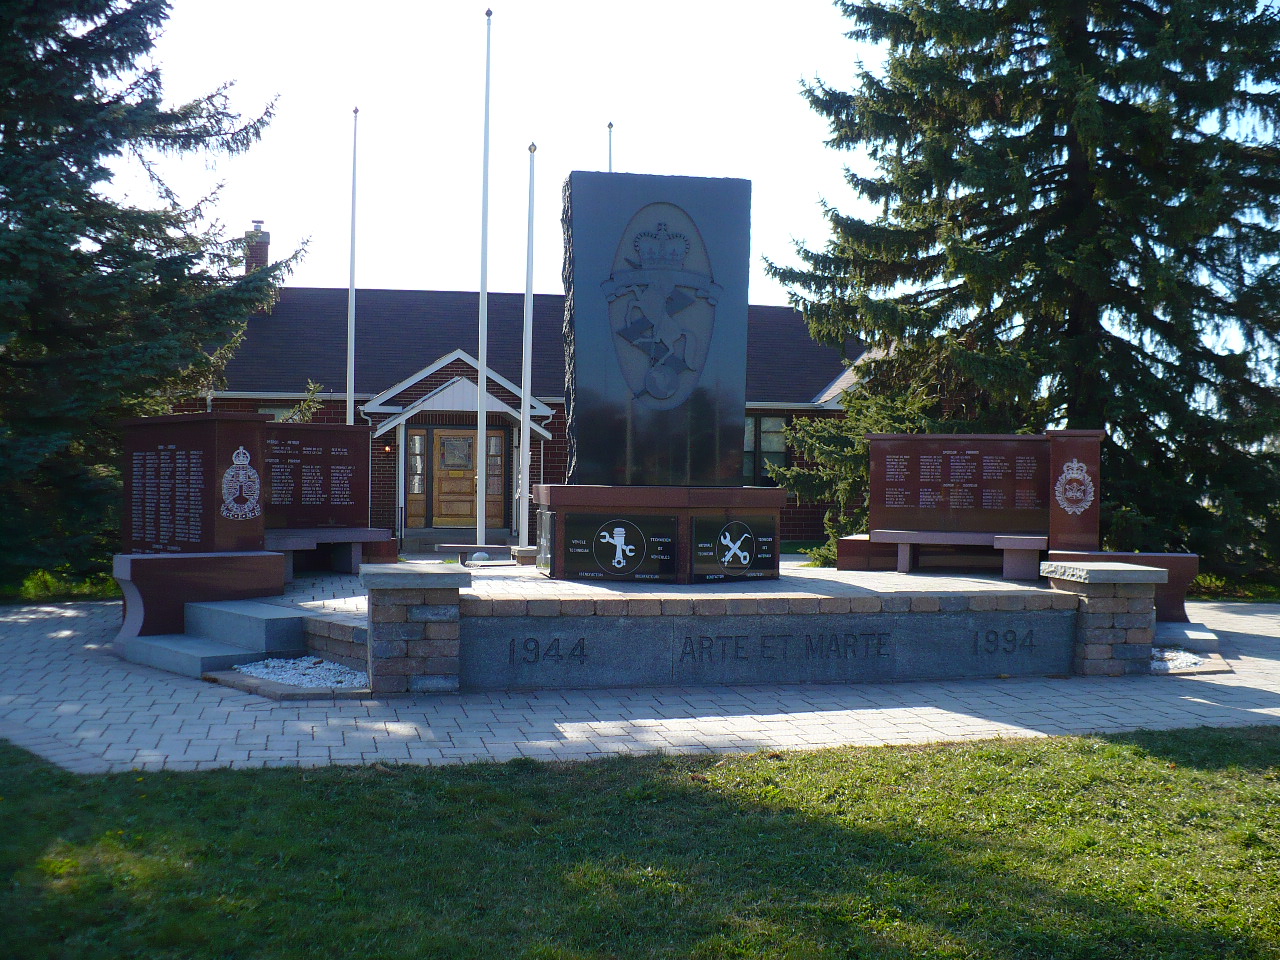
[372,376,553,440]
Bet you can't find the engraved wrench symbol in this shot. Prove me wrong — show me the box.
[720,530,752,566]
[600,527,636,568]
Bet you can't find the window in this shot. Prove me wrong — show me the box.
[743,415,786,486]
[257,406,294,422]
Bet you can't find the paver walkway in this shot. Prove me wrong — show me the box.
[1,573,1278,773]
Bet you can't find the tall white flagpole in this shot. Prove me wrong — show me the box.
[346,106,359,426]
[475,9,492,546]
[518,143,536,548]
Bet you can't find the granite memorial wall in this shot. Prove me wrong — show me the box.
[121,413,373,555]
[867,431,1103,550]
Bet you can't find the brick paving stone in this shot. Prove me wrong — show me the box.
[3,589,1280,772]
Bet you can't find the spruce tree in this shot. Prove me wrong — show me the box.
[0,0,285,581]
[772,0,1280,576]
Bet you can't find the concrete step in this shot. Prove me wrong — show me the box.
[1156,621,1220,654]
[183,600,308,653]
[120,634,271,678]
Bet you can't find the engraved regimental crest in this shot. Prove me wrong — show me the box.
[220,445,262,520]
[601,203,722,410]
[717,520,755,573]
[593,519,647,576]
[1053,458,1095,516]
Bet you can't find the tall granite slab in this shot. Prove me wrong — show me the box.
[562,171,750,486]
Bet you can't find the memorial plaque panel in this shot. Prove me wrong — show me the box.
[263,423,371,528]
[691,515,779,581]
[562,513,677,582]
[122,414,268,554]
[562,171,750,486]
[869,435,1050,533]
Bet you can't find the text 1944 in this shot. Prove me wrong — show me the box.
[509,637,587,665]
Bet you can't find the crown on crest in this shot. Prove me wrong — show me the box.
[1061,459,1089,480]
[232,446,251,465]
[633,223,688,271]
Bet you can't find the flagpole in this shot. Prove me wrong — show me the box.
[346,106,359,426]
[518,142,536,548]
[475,9,492,546]
[608,121,613,172]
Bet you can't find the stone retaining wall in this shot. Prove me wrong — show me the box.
[360,564,470,694]
[303,617,367,673]
[355,561,1165,695]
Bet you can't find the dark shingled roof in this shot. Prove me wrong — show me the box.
[222,288,854,405]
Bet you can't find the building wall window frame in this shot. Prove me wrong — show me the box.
[743,414,786,486]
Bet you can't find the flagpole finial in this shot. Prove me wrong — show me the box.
[353,106,359,116]
[486,8,492,17]
[529,142,536,154]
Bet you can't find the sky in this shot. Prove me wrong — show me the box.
[127,0,880,307]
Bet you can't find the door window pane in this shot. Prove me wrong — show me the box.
[440,437,473,469]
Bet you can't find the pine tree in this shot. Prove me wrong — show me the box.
[0,0,286,581]
[772,0,1280,576]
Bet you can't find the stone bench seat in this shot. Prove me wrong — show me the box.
[264,527,392,581]
[870,529,1048,580]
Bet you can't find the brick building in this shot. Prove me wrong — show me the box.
[185,285,855,546]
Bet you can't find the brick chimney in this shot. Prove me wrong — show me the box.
[244,220,270,274]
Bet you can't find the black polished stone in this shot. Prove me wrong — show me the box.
[561,513,678,582]
[691,514,779,582]
[562,171,750,486]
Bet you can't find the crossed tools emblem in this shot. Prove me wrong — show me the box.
[720,529,753,566]
[599,526,636,569]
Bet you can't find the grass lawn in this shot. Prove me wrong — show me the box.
[2,727,1278,959]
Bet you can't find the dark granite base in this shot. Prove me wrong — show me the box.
[459,610,1075,691]
[534,484,786,584]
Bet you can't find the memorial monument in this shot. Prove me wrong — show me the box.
[535,171,784,583]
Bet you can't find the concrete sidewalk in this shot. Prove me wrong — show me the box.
[1,594,1278,774]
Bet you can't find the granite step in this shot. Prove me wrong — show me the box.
[183,600,308,653]
[1156,621,1220,654]
[119,634,271,678]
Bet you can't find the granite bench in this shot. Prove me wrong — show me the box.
[264,527,393,581]
[870,529,1049,580]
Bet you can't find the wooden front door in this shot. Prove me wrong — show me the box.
[430,429,505,528]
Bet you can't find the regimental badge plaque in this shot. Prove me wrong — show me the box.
[563,513,678,582]
[691,515,779,581]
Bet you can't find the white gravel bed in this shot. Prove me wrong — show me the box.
[235,656,368,688]
[1150,647,1207,673]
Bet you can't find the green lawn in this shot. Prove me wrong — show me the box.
[2,727,1278,959]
